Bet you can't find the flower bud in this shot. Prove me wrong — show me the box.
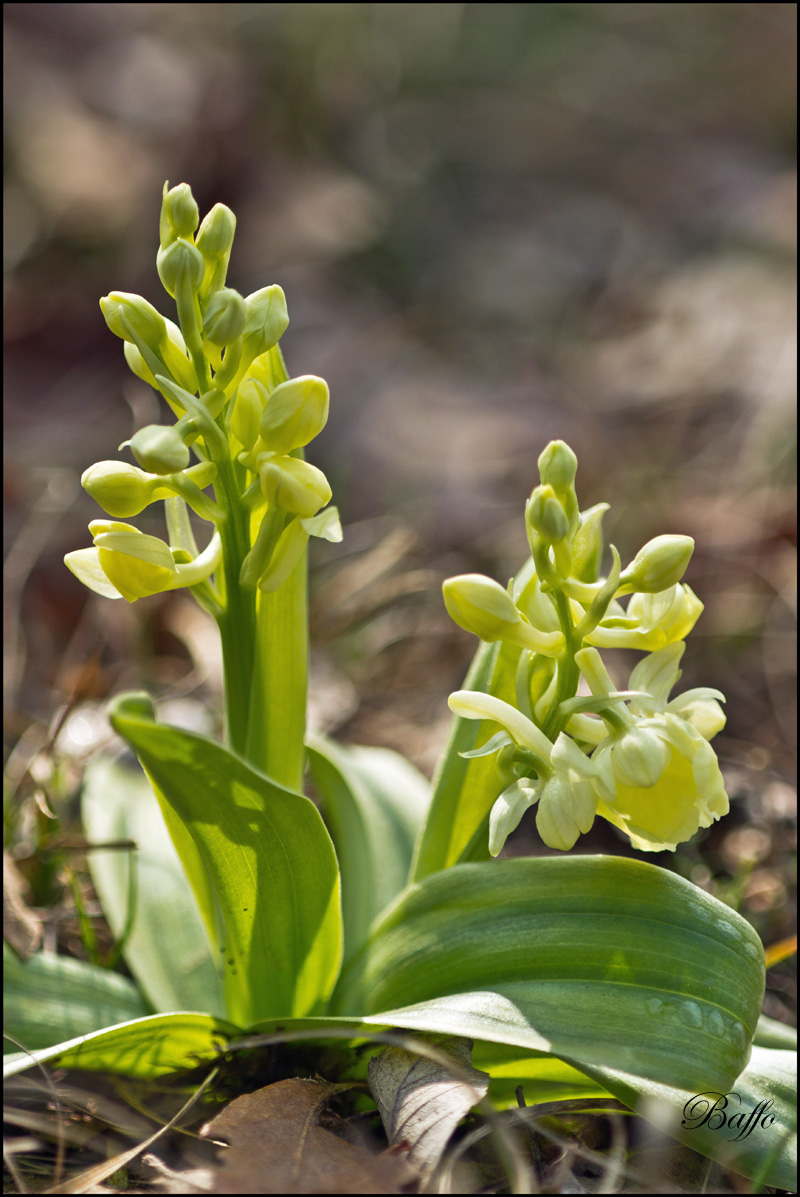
[230,379,267,450]
[196,203,236,264]
[443,574,565,655]
[571,503,609,583]
[243,285,289,354]
[100,292,167,348]
[81,460,168,518]
[538,440,578,492]
[157,238,205,298]
[203,287,247,345]
[159,319,199,395]
[163,183,199,240]
[259,456,332,517]
[122,318,197,397]
[620,535,694,594]
[526,485,570,544]
[129,425,190,475]
[259,375,329,455]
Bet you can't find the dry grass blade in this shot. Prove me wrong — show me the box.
[41,1066,219,1194]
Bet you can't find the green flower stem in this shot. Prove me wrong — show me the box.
[209,446,258,757]
[542,588,580,741]
[212,339,243,394]
[174,275,212,394]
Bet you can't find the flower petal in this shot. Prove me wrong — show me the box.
[489,780,539,856]
[65,548,124,600]
[448,691,553,758]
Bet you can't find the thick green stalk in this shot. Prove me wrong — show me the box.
[541,588,579,741]
[212,449,257,758]
[242,346,309,791]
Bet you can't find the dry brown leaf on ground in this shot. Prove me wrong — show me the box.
[368,1036,490,1187]
[199,1077,415,1194]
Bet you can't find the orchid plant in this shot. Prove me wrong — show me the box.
[5,184,794,1189]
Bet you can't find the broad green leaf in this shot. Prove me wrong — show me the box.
[573,1043,796,1191]
[754,1012,796,1050]
[411,641,508,880]
[246,551,308,790]
[109,697,342,1026]
[3,943,148,1055]
[334,856,763,1098]
[307,736,431,964]
[81,755,225,1017]
[216,1007,795,1187]
[470,1041,615,1106]
[3,1011,240,1080]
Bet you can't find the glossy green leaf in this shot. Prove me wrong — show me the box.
[81,754,225,1016]
[109,696,342,1026]
[3,1011,240,1080]
[335,856,764,1098]
[573,1043,796,1191]
[211,1005,795,1187]
[3,943,149,1056]
[754,1012,797,1050]
[470,1041,615,1106]
[307,736,431,964]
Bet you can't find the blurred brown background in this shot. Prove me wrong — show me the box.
[3,4,796,1017]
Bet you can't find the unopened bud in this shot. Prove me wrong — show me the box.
[196,203,236,264]
[101,292,167,348]
[526,485,570,544]
[259,375,329,455]
[129,425,190,475]
[163,183,199,240]
[157,238,205,298]
[571,503,609,583]
[538,440,578,492]
[81,461,166,518]
[620,535,694,594]
[444,574,525,642]
[243,285,289,355]
[443,573,565,655]
[203,287,247,345]
[230,379,267,450]
[259,455,332,517]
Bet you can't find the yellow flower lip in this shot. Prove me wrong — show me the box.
[592,714,729,851]
[66,524,222,604]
